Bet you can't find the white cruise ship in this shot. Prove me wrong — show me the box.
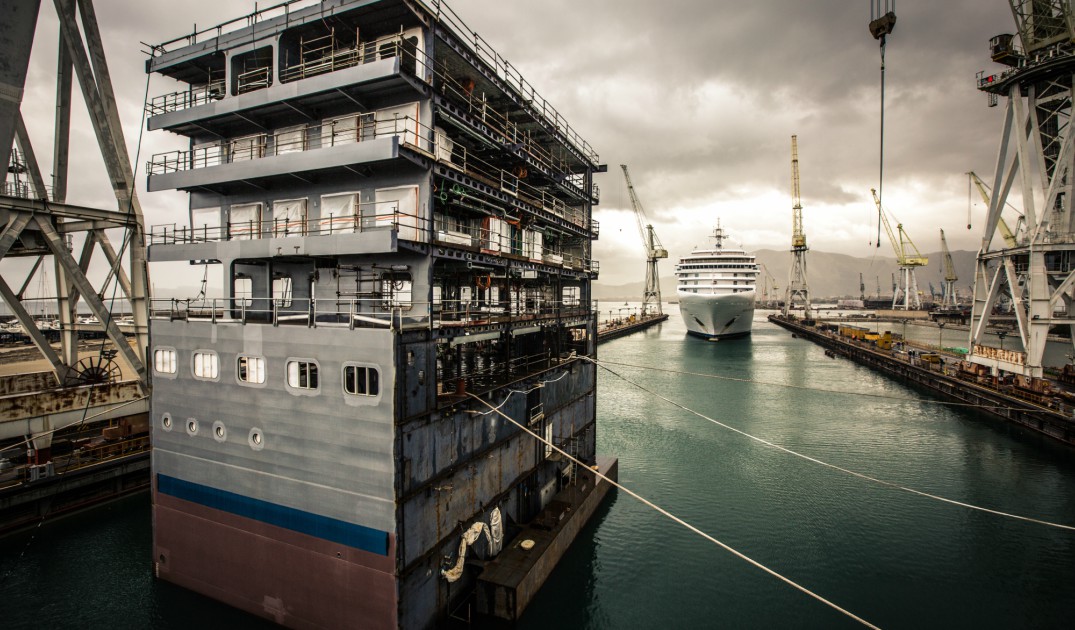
[675,222,758,339]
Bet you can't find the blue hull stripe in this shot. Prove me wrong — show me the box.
[157,474,388,556]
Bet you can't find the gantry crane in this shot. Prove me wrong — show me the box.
[939,228,959,309]
[967,171,1021,247]
[783,135,811,317]
[621,165,667,316]
[871,188,928,309]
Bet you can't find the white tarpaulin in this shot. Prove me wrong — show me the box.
[321,192,359,233]
[229,203,261,240]
[272,198,307,236]
[375,185,423,242]
[441,508,503,583]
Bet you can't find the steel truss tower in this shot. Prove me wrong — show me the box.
[972,0,1075,378]
[783,135,811,317]
[0,0,151,465]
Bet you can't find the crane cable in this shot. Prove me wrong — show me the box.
[876,35,887,250]
[466,391,882,629]
[584,356,1075,532]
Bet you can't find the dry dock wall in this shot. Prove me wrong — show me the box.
[769,316,1075,447]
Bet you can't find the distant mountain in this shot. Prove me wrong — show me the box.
[592,249,978,302]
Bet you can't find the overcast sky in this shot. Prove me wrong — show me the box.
[14,0,1018,288]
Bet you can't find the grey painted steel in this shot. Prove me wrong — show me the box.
[14,114,47,199]
[148,136,401,192]
[53,30,72,203]
[0,0,41,178]
[145,2,602,627]
[151,321,398,532]
[148,58,401,131]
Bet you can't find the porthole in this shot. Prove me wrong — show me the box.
[212,421,227,443]
[248,427,265,451]
[161,413,173,432]
[186,418,199,436]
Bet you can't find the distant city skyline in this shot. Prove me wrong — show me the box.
[9,0,1019,289]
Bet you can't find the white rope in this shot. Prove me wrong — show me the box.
[466,392,881,629]
[587,357,1075,532]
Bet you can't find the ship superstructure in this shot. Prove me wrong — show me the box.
[143,1,603,627]
[674,223,758,338]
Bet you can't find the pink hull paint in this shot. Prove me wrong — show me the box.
[154,491,398,629]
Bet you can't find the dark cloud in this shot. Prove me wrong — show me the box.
[8,0,1025,287]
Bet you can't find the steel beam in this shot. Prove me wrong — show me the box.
[0,0,41,175]
[33,215,147,387]
[0,276,69,383]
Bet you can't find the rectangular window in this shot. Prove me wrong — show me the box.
[273,276,293,308]
[153,348,177,374]
[544,422,553,459]
[343,365,380,396]
[287,360,319,390]
[320,114,372,147]
[321,192,359,233]
[191,207,221,241]
[229,133,265,162]
[229,203,262,240]
[272,198,307,237]
[275,125,306,155]
[192,351,219,379]
[237,355,266,384]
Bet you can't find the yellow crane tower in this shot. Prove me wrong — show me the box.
[871,188,928,309]
[621,165,667,316]
[783,135,810,317]
[939,229,959,309]
[966,171,1021,248]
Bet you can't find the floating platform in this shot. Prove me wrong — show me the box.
[476,456,618,621]
[769,314,1075,447]
[597,314,668,343]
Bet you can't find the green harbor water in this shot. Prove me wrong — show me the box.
[3,306,1075,628]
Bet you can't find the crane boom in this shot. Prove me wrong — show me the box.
[791,136,805,249]
[940,229,957,282]
[621,164,666,316]
[940,228,958,309]
[870,188,928,266]
[966,171,1019,247]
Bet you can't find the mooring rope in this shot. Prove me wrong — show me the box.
[585,357,1075,532]
[466,391,882,629]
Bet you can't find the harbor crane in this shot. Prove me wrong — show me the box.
[966,171,1021,247]
[859,272,866,302]
[783,135,811,317]
[939,228,959,309]
[759,263,779,307]
[871,188,928,309]
[621,165,667,317]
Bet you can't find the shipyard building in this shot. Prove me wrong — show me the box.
[143,0,606,627]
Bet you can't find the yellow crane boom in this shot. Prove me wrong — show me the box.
[871,188,928,267]
[966,171,1019,248]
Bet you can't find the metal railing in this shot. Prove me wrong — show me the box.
[149,199,418,244]
[147,80,226,116]
[147,114,421,175]
[146,0,322,54]
[421,0,599,166]
[150,296,592,331]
